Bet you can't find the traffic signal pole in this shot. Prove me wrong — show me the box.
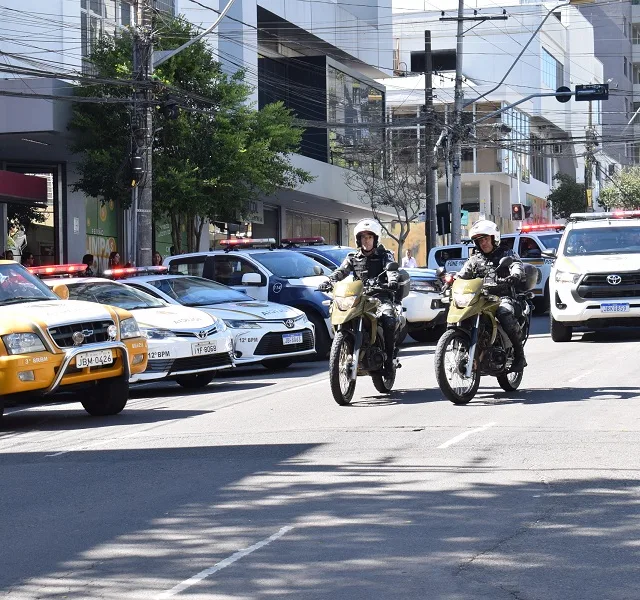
[424,31,437,255]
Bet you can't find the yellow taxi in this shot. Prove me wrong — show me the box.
[0,261,147,421]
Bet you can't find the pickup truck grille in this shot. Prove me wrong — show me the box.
[48,320,114,348]
[577,273,640,299]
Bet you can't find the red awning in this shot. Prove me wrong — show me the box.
[0,170,47,207]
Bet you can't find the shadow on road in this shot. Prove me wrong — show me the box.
[468,385,640,406]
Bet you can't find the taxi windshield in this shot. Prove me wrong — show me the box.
[251,252,332,278]
[148,276,252,306]
[0,263,57,305]
[564,226,640,256]
[66,281,166,310]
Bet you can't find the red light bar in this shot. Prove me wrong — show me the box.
[29,263,87,277]
[219,238,276,248]
[104,266,168,279]
[612,210,640,218]
[519,223,565,232]
[281,236,326,246]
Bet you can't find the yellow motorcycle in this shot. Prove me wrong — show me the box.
[435,257,536,405]
[325,263,408,406]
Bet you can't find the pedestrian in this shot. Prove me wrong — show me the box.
[3,250,14,261]
[108,251,121,268]
[20,251,36,268]
[401,248,417,268]
[152,251,163,266]
[82,253,95,276]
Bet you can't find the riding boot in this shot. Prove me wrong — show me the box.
[383,323,396,375]
[501,313,527,371]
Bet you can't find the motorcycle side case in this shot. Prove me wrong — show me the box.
[395,269,411,301]
[518,264,538,292]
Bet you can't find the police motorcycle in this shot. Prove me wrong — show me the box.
[322,263,409,406]
[435,257,536,405]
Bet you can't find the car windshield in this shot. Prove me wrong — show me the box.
[564,226,640,256]
[0,263,57,305]
[67,281,166,310]
[538,233,563,251]
[251,252,332,278]
[316,248,355,266]
[147,276,252,306]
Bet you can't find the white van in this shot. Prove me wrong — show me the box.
[427,224,565,311]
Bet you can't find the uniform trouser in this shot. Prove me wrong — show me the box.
[378,300,398,367]
[495,298,525,359]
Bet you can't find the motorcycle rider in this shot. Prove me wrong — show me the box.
[319,218,400,375]
[457,219,528,372]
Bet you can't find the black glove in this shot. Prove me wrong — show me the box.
[318,280,333,292]
[504,274,519,285]
[386,280,399,291]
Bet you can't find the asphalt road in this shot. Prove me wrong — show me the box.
[2,316,640,599]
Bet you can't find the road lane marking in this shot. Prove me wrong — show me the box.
[438,422,497,449]
[155,525,295,599]
[568,369,594,384]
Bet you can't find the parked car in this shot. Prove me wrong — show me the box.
[38,266,234,388]
[164,239,334,357]
[402,267,447,342]
[0,261,148,421]
[119,272,316,370]
[281,236,356,269]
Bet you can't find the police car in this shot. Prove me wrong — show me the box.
[548,210,640,342]
[402,267,447,342]
[37,265,234,388]
[117,271,316,370]
[164,239,334,357]
[427,223,565,312]
[280,236,356,269]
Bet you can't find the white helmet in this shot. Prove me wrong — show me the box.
[469,219,501,249]
[354,218,382,247]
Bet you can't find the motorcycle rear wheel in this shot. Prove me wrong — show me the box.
[497,370,523,392]
[329,331,357,406]
[435,329,480,405]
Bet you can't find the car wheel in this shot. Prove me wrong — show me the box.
[176,372,216,389]
[550,314,572,342]
[81,375,129,416]
[262,358,294,371]
[305,311,331,359]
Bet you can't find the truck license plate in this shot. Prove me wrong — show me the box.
[192,341,217,355]
[600,303,630,313]
[283,332,303,345]
[76,350,113,368]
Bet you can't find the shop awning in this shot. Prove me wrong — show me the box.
[0,170,47,207]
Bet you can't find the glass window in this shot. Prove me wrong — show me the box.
[434,247,462,266]
[518,237,541,258]
[0,264,56,305]
[542,48,563,89]
[500,237,515,250]
[251,252,332,278]
[213,256,261,286]
[167,257,205,277]
[148,276,252,306]
[67,281,165,309]
[537,233,562,251]
[564,227,640,256]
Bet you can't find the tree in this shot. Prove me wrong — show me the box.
[69,16,312,255]
[343,136,425,258]
[598,166,640,211]
[547,173,586,220]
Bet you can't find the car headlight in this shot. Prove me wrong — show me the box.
[295,313,308,324]
[453,292,475,308]
[410,281,439,293]
[140,327,174,339]
[334,296,360,311]
[2,332,46,355]
[225,320,261,329]
[555,270,580,285]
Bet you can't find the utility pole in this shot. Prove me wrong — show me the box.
[132,0,153,267]
[441,6,508,243]
[584,100,594,211]
[424,30,437,254]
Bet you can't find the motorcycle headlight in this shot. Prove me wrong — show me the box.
[3,332,46,355]
[334,296,360,311]
[555,270,580,285]
[140,326,172,339]
[225,320,261,329]
[121,317,142,339]
[453,292,475,308]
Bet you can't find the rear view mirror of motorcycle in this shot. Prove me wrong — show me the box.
[386,261,399,271]
[498,256,514,271]
[435,266,446,278]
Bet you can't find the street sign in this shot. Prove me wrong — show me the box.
[461,210,469,226]
[575,83,609,102]
[555,86,572,103]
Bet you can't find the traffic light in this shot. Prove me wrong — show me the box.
[130,154,144,186]
[511,203,523,221]
[161,97,180,120]
[524,205,532,219]
[436,202,452,235]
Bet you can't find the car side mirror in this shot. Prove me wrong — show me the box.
[386,261,399,272]
[241,273,262,286]
[52,283,69,300]
[541,248,557,259]
[313,265,323,275]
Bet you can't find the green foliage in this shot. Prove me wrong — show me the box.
[69,16,312,253]
[547,173,586,220]
[598,166,640,211]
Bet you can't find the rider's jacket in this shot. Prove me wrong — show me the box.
[330,244,399,300]
[457,245,525,298]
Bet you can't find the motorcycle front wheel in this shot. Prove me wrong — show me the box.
[435,329,480,405]
[371,368,395,394]
[329,331,357,406]
[497,370,523,392]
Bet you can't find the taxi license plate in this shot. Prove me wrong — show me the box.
[192,341,217,356]
[601,303,630,313]
[283,332,303,345]
[76,350,113,368]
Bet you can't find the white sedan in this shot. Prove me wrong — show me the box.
[42,277,235,388]
[123,274,316,370]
